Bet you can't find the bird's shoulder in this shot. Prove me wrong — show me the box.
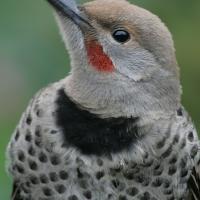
[7,79,67,169]
[188,165,200,200]
[11,78,65,137]
[178,108,200,200]
[7,79,70,199]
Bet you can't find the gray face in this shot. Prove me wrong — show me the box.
[48,0,181,120]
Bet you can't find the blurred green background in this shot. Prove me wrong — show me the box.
[0,0,199,199]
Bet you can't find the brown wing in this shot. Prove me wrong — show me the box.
[188,167,200,200]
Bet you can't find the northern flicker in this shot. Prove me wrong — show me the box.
[7,0,200,200]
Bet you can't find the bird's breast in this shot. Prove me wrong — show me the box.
[55,88,140,156]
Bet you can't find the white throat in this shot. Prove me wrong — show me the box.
[64,67,180,123]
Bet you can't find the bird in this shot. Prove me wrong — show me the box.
[7,0,200,199]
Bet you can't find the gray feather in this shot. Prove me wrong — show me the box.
[60,0,79,12]
[188,167,200,200]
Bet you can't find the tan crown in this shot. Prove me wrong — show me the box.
[82,0,179,77]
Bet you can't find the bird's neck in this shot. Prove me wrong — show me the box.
[58,80,191,165]
[56,81,182,162]
[64,73,179,121]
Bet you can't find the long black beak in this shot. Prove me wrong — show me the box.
[47,0,93,30]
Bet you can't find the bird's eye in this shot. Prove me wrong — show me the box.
[112,30,130,43]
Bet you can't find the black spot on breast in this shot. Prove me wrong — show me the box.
[118,195,127,200]
[25,181,31,188]
[110,167,122,176]
[59,171,68,180]
[163,179,170,188]
[156,137,166,149]
[111,179,120,188]
[83,190,92,199]
[188,131,194,142]
[55,184,66,194]
[30,175,39,185]
[49,172,59,182]
[129,161,137,169]
[180,169,188,178]
[35,126,42,137]
[190,145,198,159]
[28,160,38,171]
[40,174,49,184]
[50,130,58,135]
[180,156,188,168]
[153,163,160,170]
[173,134,180,145]
[161,145,173,158]
[167,195,175,200]
[28,145,36,156]
[177,108,183,116]
[25,131,32,142]
[77,168,84,179]
[55,89,140,156]
[18,150,25,162]
[16,164,25,174]
[96,158,104,167]
[15,130,20,141]
[126,187,138,196]
[139,192,151,200]
[142,178,150,187]
[168,165,177,175]
[180,138,186,149]
[143,158,154,167]
[36,109,44,118]
[123,170,134,180]
[39,152,48,163]
[151,178,163,187]
[50,155,61,165]
[42,187,53,197]
[151,198,158,200]
[96,171,105,180]
[79,179,88,189]
[76,157,84,165]
[142,157,154,167]
[163,188,173,195]
[169,155,177,164]
[134,174,146,184]
[26,114,32,125]
[153,164,163,176]
[35,138,42,147]
[68,195,79,200]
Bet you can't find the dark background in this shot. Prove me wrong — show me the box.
[0,0,200,199]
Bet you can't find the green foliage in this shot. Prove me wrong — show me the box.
[0,1,199,199]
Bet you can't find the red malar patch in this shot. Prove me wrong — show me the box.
[86,41,114,72]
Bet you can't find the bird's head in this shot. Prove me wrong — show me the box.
[47,0,181,121]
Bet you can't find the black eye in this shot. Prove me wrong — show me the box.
[112,30,130,43]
